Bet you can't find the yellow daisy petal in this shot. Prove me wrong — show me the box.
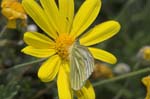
[23,32,55,49]
[80,20,121,46]
[40,0,66,34]
[40,0,59,33]
[21,46,56,58]
[22,0,57,39]
[57,64,73,99]
[88,47,117,64]
[59,0,74,33]
[76,81,95,99]
[38,55,61,82]
[70,0,101,38]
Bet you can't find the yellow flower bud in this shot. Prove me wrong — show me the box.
[137,46,150,65]
[143,48,150,61]
[91,62,113,79]
[1,0,27,28]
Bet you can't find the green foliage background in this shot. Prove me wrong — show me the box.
[0,0,149,99]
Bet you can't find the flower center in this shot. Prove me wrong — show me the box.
[55,34,75,60]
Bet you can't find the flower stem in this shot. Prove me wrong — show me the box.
[0,25,7,38]
[5,58,46,72]
[112,61,141,99]
[93,67,150,87]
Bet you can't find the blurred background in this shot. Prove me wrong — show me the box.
[0,0,149,99]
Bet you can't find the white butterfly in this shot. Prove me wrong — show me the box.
[69,41,94,90]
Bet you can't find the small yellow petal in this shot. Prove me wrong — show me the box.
[59,0,74,33]
[21,46,56,58]
[70,0,101,38]
[22,0,57,39]
[142,76,150,87]
[76,81,95,99]
[142,76,150,99]
[57,64,73,99]
[88,47,117,64]
[80,21,121,46]
[38,55,61,82]
[24,32,55,49]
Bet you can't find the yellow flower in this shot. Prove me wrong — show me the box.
[142,76,150,99]
[1,0,27,28]
[21,0,120,98]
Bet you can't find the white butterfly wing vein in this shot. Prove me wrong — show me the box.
[70,44,94,90]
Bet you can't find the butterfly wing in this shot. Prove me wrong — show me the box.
[70,43,94,90]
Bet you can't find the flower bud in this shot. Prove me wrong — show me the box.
[1,0,27,28]
[91,62,113,79]
[113,63,130,75]
[137,46,150,63]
